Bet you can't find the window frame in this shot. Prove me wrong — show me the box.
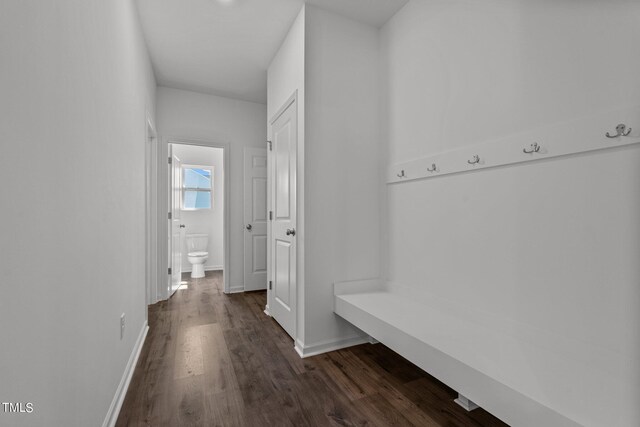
[181,164,213,211]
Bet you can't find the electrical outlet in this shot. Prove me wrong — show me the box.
[120,313,126,340]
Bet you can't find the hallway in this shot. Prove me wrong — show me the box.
[116,271,506,426]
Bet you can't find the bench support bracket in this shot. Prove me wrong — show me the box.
[455,394,479,412]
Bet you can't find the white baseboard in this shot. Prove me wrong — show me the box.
[226,285,245,294]
[181,265,223,273]
[102,321,149,427]
[294,335,368,358]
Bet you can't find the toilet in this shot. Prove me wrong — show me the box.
[186,234,208,279]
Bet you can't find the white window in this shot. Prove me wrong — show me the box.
[182,165,212,210]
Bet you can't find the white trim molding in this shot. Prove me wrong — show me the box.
[181,265,223,273]
[145,113,158,307]
[294,335,368,359]
[102,321,149,427]
[226,285,245,294]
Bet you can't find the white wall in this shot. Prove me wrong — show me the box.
[0,0,156,426]
[267,5,306,341]
[301,6,381,351]
[156,87,267,291]
[382,1,640,425]
[268,5,306,123]
[267,4,381,354]
[171,144,224,272]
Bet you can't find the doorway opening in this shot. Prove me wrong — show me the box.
[166,141,229,297]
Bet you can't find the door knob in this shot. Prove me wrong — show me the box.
[286,228,296,236]
[246,224,252,231]
[179,224,186,228]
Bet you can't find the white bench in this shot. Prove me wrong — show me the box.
[334,279,582,427]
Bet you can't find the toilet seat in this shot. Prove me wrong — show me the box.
[188,251,208,257]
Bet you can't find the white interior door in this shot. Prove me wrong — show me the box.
[243,147,268,291]
[169,145,183,296]
[269,98,297,338]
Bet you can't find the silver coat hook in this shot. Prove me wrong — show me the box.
[606,123,632,138]
[523,142,540,154]
[427,163,437,172]
[397,170,405,178]
[467,155,480,165]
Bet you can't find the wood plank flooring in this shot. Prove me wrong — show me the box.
[116,271,508,427]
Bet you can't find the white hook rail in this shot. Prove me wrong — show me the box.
[387,106,640,184]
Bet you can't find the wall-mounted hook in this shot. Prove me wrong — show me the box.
[523,142,541,154]
[427,163,437,172]
[606,123,632,138]
[467,155,480,165]
[397,170,405,178]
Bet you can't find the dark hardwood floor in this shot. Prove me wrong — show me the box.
[116,271,508,427]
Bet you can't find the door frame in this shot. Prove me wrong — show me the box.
[266,90,299,340]
[157,137,230,298]
[145,113,158,307]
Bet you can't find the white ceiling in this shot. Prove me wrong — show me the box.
[136,0,408,104]
[306,0,409,28]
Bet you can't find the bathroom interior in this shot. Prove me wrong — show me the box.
[171,143,224,284]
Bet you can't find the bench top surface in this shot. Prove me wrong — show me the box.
[335,288,627,426]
